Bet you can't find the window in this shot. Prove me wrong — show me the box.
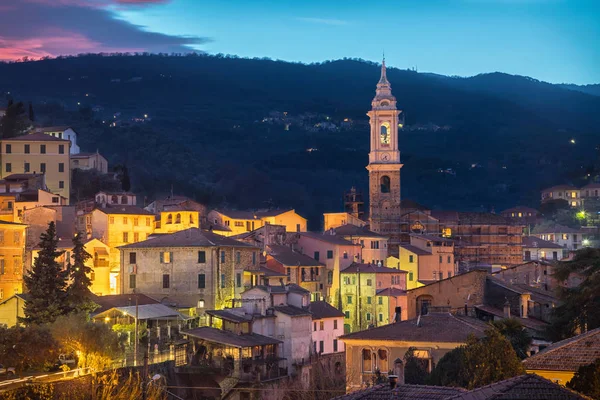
[314,251,320,261]
[378,349,388,372]
[343,251,348,259]
[59,144,64,154]
[328,271,333,284]
[362,349,372,372]
[366,313,371,321]
[129,252,136,264]
[5,144,10,154]
[190,214,194,224]
[123,217,128,224]
[380,121,390,144]
[380,176,390,193]
[59,181,64,189]
[447,271,452,278]
[198,274,206,289]
[320,321,324,330]
[146,218,151,227]
[314,322,317,332]
[129,274,136,289]
[562,234,568,240]
[371,241,379,249]
[319,340,324,354]
[175,214,181,224]
[334,319,338,329]
[221,273,226,288]
[352,276,356,285]
[109,217,115,224]
[366,278,372,286]
[166,214,173,224]
[367,297,372,305]
[409,255,414,263]
[296,223,301,232]
[133,232,139,242]
[59,163,64,172]
[0,259,4,274]
[24,144,30,154]
[313,342,317,354]
[378,296,383,305]
[252,252,257,265]
[333,339,338,352]
[236,251,241,264]
[134,218,139,226]
[344,311,350,319]
[327,250,333,259]
[347,295,352,304]
[121,196,127,205]
[447,255,451,263]
[5,163,11,173]
[40,144,46,154]
[163,274,170,289]
[379,313,383,322]
[198,251,206,263]
[439,255,443,263]
[160,252,172,263]
[24,162,30,172]
[233,221,242,227]
[220,251,226,263]
[236,273,242,288]
[123,232,129,243]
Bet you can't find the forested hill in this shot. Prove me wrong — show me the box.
[1,54,599,229]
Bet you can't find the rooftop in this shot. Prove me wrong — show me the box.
[119,228,256,249]
[410,234,454,244]
[213,209,260,220]
[501,206,540,215]
[7,132,69,142]
[341,262,407,274]
[299,231,358,246]
[332,383,464,400]
[273,305,312,317]
[523,327,600,372]
[206,309,253,323]
[487,276,559,305]
[543,184,579,192]
[334,224,386,238]
[532,223,580,234]
[376,287,407,297]
[267,244,323,267]
[96,205,153,216]
[37,126,70,132]
[340,313,488,343]
[522,236,563,249]
[254,208,296,218]
[308,301,344,320]
[399,244,431,256]
[94,303,189,321]
[430,211,516,225]
[183,326,282,348]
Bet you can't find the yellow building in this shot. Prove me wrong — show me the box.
[0,194,17,223]
[0,221,27,300]
[1,133,71,203]
[83,206,155,294]
[255,209,307,232]
[323,212,366,231]
[70,151,108,174]
[340,313,488,390]
[523,327,600,385]
[153,210,200,234]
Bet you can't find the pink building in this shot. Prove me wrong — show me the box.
[308,301,345,355]
[296,232,360,304]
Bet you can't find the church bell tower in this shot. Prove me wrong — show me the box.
[367,58,403,237]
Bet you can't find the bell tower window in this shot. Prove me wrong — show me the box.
[380,176,390,193]
[380,122,390,145]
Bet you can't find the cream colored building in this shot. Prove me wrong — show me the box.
[333,224,389,266]
[71,151,108,174]
[36,126,80,154]
[0,293,28,328]
[255,209,307,232]
[540,184,581,207]
[1,133,71,203]
[208,209,307,236]
[0,221,27,300]
[323,212,367,231]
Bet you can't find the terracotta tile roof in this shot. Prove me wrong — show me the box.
[341,263,407,274]
[3,173,44,180]
[522,236,563,249]
[399,244,431,256]
[96,205,152,215]
[299,231,359,246]
[7,132,69,142]
[267,244,323,267]
[340,313,488,342]
[376,288,407,297]
[334,224,386,238]
[37,125,70,132]
[119,228,257,249]
[206,309,253,323]
[183,326,282,348]
[501,206,540,215]
[332,383,464,399]
[487,276,559,305]
[308,301,344,320]
[532,224,580,234]
[445,373,590,400]
[473,305,549,332]
[581,182,600,190]
[523,327,600,372]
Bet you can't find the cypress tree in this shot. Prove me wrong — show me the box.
[28,102,35,122]
[22,222,69,325]
[65,233,97,314]
[121,165,131,192]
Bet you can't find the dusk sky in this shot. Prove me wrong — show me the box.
[1,0,599,84]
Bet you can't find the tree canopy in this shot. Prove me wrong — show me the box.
[490,318,532,359]
[65,233,97,315]
[567,358,600,399]
[549,247,600,340]
[0,99,31,138]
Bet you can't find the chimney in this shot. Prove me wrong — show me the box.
[388,375,398,390]
[503,299,511,319]
[393,358,405,385]
[519,293,531,318]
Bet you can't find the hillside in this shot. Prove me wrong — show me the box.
[1,54,599,228]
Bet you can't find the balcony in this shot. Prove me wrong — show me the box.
[176,356,286,382]
[94,260,110,268]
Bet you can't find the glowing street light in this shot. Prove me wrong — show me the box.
[570,139,576,144]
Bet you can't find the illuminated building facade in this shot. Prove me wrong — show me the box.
[0,221,27,300]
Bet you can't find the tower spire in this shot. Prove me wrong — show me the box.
[378,56,389,86]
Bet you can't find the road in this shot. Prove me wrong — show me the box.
[0,368,91,392]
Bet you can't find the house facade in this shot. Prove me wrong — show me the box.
[0,221,27,300]
[70,151,108,174]
[308,300,345,355]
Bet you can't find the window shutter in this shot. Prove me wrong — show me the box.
[170,252,174,262]
[160,252,164,263]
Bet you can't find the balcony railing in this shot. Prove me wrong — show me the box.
[177,356,286,382]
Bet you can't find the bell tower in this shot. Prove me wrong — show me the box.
[367,58,403,237]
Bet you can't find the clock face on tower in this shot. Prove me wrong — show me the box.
[380,153,390,161]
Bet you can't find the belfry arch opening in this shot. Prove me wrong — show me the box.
[380,176,390,193]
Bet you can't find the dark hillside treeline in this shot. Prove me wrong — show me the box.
[1,54,599,229]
